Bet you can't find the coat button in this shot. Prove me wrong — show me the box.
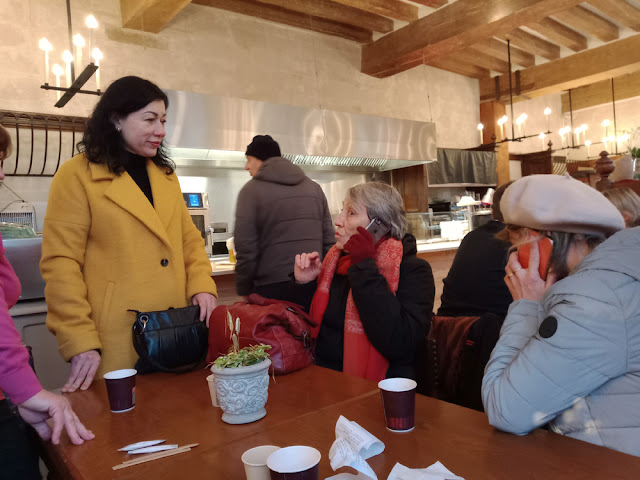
[161,258,169,267]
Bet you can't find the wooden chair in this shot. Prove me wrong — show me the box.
[416,313,503,412]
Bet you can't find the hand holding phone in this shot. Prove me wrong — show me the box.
[518,237,553,280]
[365,217,390,244]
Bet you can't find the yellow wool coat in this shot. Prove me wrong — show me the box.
[40,153,217,375]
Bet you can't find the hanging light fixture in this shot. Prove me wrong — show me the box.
[39,0,103,108]
[479,41,621,158]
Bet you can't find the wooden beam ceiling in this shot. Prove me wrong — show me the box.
[330,0,418,23]
[553,5,619,43]
[528,17,587,52]
[120,0,191,33]
[500,28,560,60]
[476,38,535,68]
[192,0,373,43]
[427,57,490,79]
[361,0,583,78]
[255,0,394,33]
[586,0,640,32]
[411,0,448,7]
[560,72,640,112]
[480,34,640,102]
[453,50,510,74]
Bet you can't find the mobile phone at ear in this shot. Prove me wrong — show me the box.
[518,237,553,280]
[366,217,390,244]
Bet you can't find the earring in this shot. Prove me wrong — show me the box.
[116,126,122,132]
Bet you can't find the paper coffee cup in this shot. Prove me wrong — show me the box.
[242,445,281,480]
[206,374,219,407]
[267,446,321,480]
[378,378,417,432]
[104,369,137,413]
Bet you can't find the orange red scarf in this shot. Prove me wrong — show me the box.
[309,237,403,382]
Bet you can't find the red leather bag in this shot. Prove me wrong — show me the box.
[207,294,317,375]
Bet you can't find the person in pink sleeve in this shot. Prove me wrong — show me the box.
[0,125,94,479]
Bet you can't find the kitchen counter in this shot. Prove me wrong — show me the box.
[209,241,460,273]
[209,255,236,276]
[9,298,48,316]
[416,240,461,253]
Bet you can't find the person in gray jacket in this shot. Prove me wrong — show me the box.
[481,174,640,456]
[234,135,335,300]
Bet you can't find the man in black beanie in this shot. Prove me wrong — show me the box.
[234,135,335,300]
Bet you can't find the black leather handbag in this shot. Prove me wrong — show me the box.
[130,305,208,374]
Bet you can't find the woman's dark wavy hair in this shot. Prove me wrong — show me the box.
[77,76,174,174]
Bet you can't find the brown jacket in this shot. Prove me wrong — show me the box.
[234,157,334,295]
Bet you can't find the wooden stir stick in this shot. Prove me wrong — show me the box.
[113,443,199,470]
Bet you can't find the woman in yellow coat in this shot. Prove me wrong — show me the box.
[40,77,218,393]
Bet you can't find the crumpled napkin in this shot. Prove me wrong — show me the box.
[388,461,465,480]
[326,416,385,480]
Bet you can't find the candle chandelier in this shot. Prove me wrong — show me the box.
[39,0,103,108]
[479,41,629,158]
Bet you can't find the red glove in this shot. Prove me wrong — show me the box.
[345,226,376,264]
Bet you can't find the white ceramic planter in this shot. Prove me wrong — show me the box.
[210,358,271,424]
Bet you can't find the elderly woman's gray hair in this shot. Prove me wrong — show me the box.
[346,182,407,239]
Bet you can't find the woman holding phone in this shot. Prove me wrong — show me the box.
[481,174,640,456]
[293,182,435,382]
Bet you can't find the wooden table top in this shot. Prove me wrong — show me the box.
[44,366,640,480]
[43,365,377,479]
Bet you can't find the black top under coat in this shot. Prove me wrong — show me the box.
[124,150,154,206]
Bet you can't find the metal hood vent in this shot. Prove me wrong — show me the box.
[164,90,436,171]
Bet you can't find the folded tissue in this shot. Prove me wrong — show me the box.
[327,415,384,480]
[324,415,464,480]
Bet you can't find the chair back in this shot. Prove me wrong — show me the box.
[416,313,504,411]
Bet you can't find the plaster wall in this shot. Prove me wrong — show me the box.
[0,0,480,150]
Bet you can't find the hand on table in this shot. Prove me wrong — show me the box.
[294,252,322,284]
[505,240,557,302]
[192,292,218,327]
[62,350,101,393]
[18,389,95,445]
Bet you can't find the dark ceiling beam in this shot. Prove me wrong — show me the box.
[254,0,394,33]
[120,0,191,33]
[192,0,372,43]
[475,38,536,68]
[499,28,561,60]
[480,34,640,102]
[411,0,448,7]
[586,0,640,32]
[330,0,418,23]
[361,0,582,78]
[528,17,588,52]
[453,50,511,74]
[553,5,619,42]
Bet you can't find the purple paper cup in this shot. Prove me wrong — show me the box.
[267,446,321,480]
[378,378,417,432]
[103,369,137,413]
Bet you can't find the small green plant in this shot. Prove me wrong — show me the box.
[631,147,640,159]
[212,310,271,369]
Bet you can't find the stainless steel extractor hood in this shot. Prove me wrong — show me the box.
[164,90,436,172]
